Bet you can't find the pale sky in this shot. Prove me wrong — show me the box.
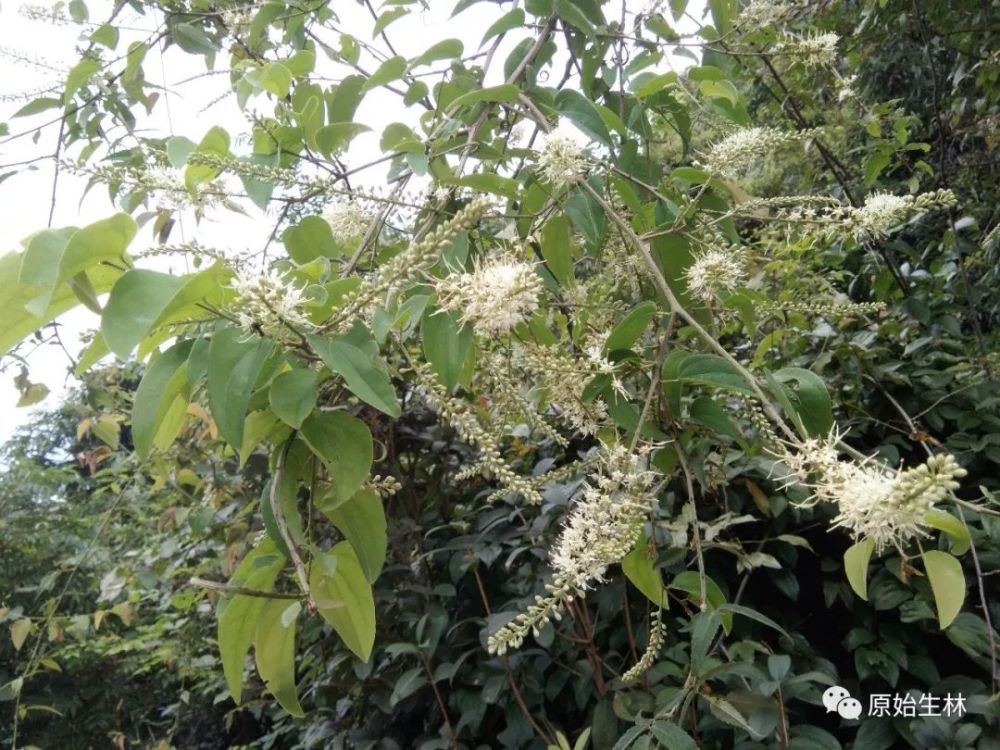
[0,0,703,441]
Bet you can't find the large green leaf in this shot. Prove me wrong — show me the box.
[207,324,275,448]
[844,538,874,600]
[282,215,342,262]
[670,571,732,633]
[101,270,185,357]
[771,367,834,438]
[300,410,373,507]
[323,489,387,583]
[621,534,667,606]
[555,89,612,145]
[923,509,971,555]
[307,324,400,417]
[132,339,193,458]
[310,542,376,661]
[57,214,137,288]
[923,550,965,628]
[101,264,230,357]
[254,599,305,717]
[269,368,319,429]
[422,307,473,391]
[672,353,754,395]
[0,250,123,356]
[605,301,657,352]
[217,540,285,703]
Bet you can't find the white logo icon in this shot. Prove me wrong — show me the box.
[822,685,863,719]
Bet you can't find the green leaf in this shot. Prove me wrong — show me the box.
[446,84,521,112]
[323,489,387,583]
[844,538,874,600]
[13,97,62,118]
[621,534,667,606]
[58,214,137,289]
[101,270,185,357]
[555,89,612,145]
[283,215,343,262]
[771,367,833,437]
[411,38,463,67]
[310,542,377,661]
[245,62,293,98]
[300,410,373,507]
[132,340,193,459]
[481,9,525,45]
[170,20,217,55]
[269,369,319,429]
[539,215,574,286]
[690,397,743,442]
[923,509,971,555]
[254,599,305,717]
[422,307,473,391]
[362,56,406,92]
[373,7,408,36]
[556,0,595,35]
[1,249,122,357]
[315,122,370,159]
[307,325,401,417]
[184,126,231,192]
[674,353,754,395]
[670,572,732,633]
[217,540,285,703]
[690,610,721,675]
[565,184,605,248]
[207,324,275,449]
[328,75,366,122]
[442,173,520,199]
[605,301,657,352]
[650,722,696,750]
[922,550,965,628]
[64,57,100,102]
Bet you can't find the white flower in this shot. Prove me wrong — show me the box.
[685,247,746,302]
[435,257,543,336]
[323,201,374,239]
[779,432,967,552]
[701,126,817,178]
[221,7,253,33]
[777,32,839,66]
[851,192,912,240]
[487,445,658,655]
[538,129,587,188]
[230,267,314,335]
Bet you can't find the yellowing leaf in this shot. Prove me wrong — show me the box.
[10,619,32,651]
[310,542,376,662]
[923,550,965,629]
[844,538,874,601]
[254,599,305,717]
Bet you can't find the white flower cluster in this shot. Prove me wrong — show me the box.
[517,343,610,436]
[734,0,788,31]
[780,432,967,552]
[700,126,818,178]
[776,189,957,242]
[435,257,543,336]
[230,267,314,335]
[776,32,839,66]
[538,129,587,188]
[685,247,747,303]
[323,201,374,239]
[221,6,254,33]
[488,445,657,655]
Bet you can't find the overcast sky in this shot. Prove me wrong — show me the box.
[0,0,703,443]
